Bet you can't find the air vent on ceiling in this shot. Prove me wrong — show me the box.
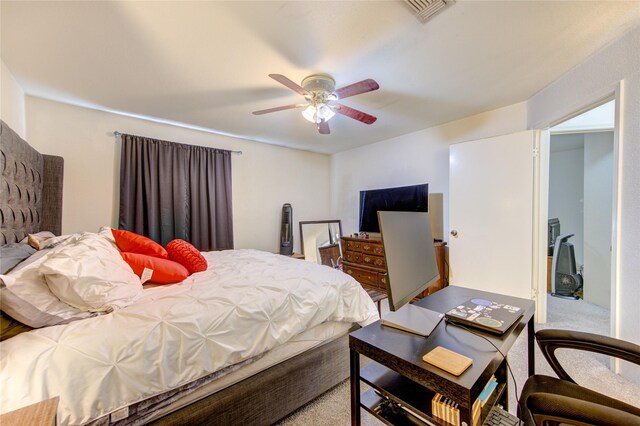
[404,0,454,23]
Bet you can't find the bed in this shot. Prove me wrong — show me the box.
[0,121,379,425]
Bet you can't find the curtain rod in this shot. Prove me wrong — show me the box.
[113,131,243,155]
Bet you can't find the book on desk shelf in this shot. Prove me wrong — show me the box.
[431,393,460,426]
[430,375,499,426]
[478,375,498,407]
[472,398,482,426]
[470,375,499,426]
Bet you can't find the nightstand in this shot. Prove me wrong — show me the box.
[0,396,59,425]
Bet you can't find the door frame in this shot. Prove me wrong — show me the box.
[532,129,549,322]
[532,81,622,344]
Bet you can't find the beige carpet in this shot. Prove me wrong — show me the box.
[276,294,640,425]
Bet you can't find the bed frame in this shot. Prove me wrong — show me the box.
[151,334,349,425]
[0,121,63,244]
[0,120,351,425]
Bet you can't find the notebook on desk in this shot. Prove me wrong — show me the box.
[445,298,523,335]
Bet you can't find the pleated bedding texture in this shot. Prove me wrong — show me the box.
[1,249,379,425]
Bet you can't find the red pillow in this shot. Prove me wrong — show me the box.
[112,229,168,259]
[121,252,189,284]
[166,239,208,274]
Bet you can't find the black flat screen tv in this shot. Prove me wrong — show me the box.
[359,183,428,233]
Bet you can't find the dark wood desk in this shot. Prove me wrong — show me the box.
[349,285,535,425]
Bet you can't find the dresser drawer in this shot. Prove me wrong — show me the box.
[340,237,446,297]
[360,241,384,256]
[344,264,378,287]
[362,254,386,269]
[344,251,363,264]
[378,273,388,290]
[344,240,362,252]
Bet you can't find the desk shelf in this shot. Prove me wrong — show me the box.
[349,286,535,426]
[360,362,439,423]
[361,390,412,426]
[359,361,508,426]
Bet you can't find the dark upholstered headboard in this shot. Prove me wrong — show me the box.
[0,121,63,245]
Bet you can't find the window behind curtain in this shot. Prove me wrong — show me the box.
[118,134,233,251]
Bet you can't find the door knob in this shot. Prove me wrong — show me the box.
[451,230,458,237]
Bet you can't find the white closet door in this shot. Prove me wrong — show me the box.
[449,130,536,299]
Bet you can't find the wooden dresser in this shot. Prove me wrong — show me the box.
[341,236,447,298]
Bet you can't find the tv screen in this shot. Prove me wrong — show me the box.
[359,184,428,233]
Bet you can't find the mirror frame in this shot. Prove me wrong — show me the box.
[299,220,343,260]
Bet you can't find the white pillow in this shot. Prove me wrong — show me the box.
[0,247,95,328]
[40,232,143,313]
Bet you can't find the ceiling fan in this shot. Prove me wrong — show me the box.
[252,73,379,135]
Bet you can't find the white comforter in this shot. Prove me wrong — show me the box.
[0,249,378,424]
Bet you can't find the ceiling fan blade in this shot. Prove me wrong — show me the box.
[252,104,304,115]
[334,79,379,100]
[269,74,309,96]
[317,120,330,135]
[332,104,377,125]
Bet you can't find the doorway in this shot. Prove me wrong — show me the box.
[545,100,615,335]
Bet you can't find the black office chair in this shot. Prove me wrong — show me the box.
[518,329,640,426]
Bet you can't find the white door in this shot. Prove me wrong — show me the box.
[449,131,537,300]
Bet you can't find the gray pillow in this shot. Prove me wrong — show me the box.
[0,287,80,329]
[0,243,36,274]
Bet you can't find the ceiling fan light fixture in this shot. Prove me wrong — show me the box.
[255,73,379,134]
[301,103,335,124]
[317,104,335,122]
[302,105,317,123]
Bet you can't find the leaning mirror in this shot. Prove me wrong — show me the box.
[299,220,343,267]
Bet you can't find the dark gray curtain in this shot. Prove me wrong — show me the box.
[119,134,233,251]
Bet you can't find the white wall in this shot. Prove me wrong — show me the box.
[1,59,26,138]
[549,135,585,266]
[528,26,640,384]
[331,102,528,237]
[583,131,613,308]
[25,96,331,253]
[552,100,615,133]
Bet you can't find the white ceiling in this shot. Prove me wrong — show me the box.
[2,1,639,154]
